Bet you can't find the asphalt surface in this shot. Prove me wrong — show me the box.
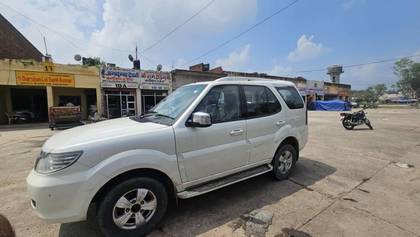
[1,108,419,237]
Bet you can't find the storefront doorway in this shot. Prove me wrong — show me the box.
[10,87,48,122]
[141,90,167,113]
[105,91,136,118]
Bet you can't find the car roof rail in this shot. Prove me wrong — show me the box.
[215,77,279,82]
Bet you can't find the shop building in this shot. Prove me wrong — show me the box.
[0,59,102,124]
[171,64,227,90]
[171,63,351,104]
[324,82,351,101]
[139,70,171,113]
[100,66,141,118]
[100,66,172,118]
[305,80,325,104]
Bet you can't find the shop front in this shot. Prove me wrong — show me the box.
[305,80,325,104]
[139,70,171,114]
[100,66,141,119]
[0,60,102,124]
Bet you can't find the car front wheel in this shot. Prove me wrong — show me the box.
[97,177,168,237]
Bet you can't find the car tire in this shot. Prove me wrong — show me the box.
[272,144,297,180]
[97,177,168,237]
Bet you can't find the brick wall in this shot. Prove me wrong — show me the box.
[0,14,43,61]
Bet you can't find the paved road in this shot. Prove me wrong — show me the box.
[1,109,420,237]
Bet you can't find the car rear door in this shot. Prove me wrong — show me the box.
[242,85,285,164]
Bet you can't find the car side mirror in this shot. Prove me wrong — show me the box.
[190,112,211,127]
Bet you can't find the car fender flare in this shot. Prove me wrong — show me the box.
[79,149,181,220]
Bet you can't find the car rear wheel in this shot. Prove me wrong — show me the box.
[97,177,168,237]
[273,144,297,180]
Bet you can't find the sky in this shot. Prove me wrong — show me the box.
[1,0,419,89]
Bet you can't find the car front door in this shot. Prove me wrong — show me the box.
[175,85,248,182]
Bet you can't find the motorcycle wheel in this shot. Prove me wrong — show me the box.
[364,119,373,130]
[342,118,354,130]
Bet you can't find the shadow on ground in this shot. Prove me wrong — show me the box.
[0,123,49,131]
[58,157,336,237]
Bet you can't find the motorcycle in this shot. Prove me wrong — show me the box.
[340,109,373,130]
[11,111,35,123]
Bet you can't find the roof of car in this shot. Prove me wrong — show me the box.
[193,76,296,87]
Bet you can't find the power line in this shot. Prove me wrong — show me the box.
[183,0,299,66]
[140,0,215,54]
[293,53,420,73]
[0,2,155,63]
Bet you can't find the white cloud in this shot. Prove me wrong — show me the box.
[268,65,294,76]
[342,0,366,9]
[1,0,258,69]
[288,34,328,62]
[215,44,251,71]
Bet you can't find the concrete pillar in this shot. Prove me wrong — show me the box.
[46,86,54,122]
[96,87,103,116]
[46,86,54,108]
[4,87,12,112]
[136,88,142,115]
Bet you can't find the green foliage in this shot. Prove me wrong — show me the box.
[374,84,387,96]
[82,57,103,67]
[394,58,420,98]
[352,84,386,104]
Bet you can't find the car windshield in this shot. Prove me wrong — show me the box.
[147,84,207,120]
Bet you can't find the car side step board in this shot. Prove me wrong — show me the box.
[177,164,273,199]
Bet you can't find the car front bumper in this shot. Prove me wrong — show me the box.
[26,170,92,223]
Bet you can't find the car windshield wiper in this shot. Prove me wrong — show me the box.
[154,113,175,120]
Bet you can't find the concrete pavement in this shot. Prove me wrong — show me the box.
[0,109,419,237]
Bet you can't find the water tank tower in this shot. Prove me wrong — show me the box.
[327,65,344,84]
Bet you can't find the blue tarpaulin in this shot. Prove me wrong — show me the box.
[310,100,350,111]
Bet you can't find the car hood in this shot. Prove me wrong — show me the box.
[43,117,168,152]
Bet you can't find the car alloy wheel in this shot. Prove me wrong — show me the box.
[112,188,157,230]
[278,150,293,174]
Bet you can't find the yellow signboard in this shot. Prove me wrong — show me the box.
[15,71,75,87]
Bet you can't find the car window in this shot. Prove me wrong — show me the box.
[194,85,241,123]
[242,85,281,118]
[276,86,304,109]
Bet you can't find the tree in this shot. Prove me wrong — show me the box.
[374,84,387,96]
[394,58,420,99]
[410,63,420,99]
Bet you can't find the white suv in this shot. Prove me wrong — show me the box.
[27,77,308,237]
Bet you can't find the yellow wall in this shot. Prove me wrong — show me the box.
[0,59,100,88]
[0,59,102,123]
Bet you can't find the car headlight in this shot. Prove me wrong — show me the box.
[35,151,83,174]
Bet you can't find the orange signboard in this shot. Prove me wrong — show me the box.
[15,71,75,87]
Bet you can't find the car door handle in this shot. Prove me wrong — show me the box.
[229,129,244,136]
[276,120,286,126]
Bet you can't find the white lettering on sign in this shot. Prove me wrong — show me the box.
[100,66,141,88]
[140,70,171,90]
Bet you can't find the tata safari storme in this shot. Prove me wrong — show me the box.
[27,77,308,237]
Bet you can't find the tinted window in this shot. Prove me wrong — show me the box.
[242,86,281,118]
[195,85,241,123]
[276,86,304,109]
